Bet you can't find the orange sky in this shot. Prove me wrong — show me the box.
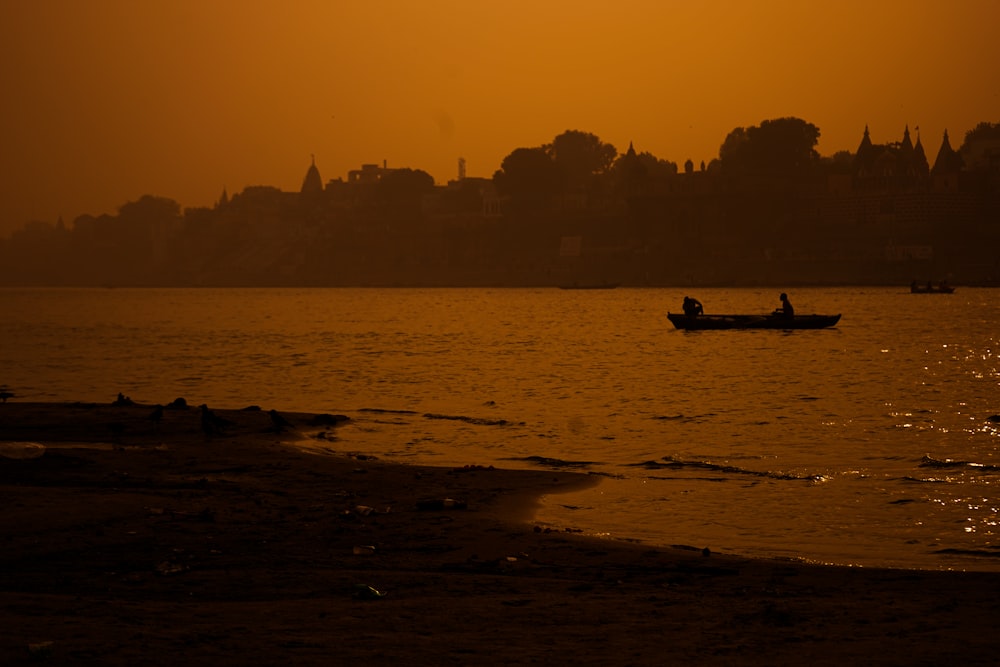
[2,0,998,237]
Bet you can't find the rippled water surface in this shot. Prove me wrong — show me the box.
[2,286,999,570]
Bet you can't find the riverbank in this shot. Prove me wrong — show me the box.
[2,401,999,665]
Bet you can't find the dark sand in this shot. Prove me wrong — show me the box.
[2,401,999,665]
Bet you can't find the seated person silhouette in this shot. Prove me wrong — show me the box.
[777,292,794,318]
[682,296,704,317]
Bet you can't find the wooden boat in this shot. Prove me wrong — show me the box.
[667,312,841,330]
[910,283,955,294]
[557,283,619,290]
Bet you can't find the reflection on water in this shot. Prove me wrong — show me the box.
[1,286,999,570]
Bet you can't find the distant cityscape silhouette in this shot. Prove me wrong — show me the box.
[2,118,998,287]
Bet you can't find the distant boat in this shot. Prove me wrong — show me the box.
[558,282,619,290]
[910,282,955,294]
[667,312,841,330]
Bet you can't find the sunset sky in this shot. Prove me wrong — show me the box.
[2,0,997,237]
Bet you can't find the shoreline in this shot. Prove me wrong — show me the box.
[3,401,1000,665]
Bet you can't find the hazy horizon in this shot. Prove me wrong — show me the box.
[2,0,998,236]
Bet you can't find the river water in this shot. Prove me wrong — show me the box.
[2,286,998,571]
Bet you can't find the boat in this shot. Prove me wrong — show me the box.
[557,282,619,290]
[910,282,955,294]
[667,312,841,330]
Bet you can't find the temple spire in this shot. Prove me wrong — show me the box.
[931,129,964,174]
[301,155,323,195]
[853,125,876,173]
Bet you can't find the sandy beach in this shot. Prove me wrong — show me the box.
[2,400,1000,665]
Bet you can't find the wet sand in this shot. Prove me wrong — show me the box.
[2,401,999,665]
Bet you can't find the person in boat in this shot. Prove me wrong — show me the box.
[777,292,794,318]
[682,296,704,317]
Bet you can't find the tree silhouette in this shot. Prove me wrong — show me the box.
[118,195,182,226]
[546,130,618,192]
[720,117,820,181]
[375,168,435,212]
[962,121,1000,147]
[493,147,560,209]
[960,122,1000,171]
